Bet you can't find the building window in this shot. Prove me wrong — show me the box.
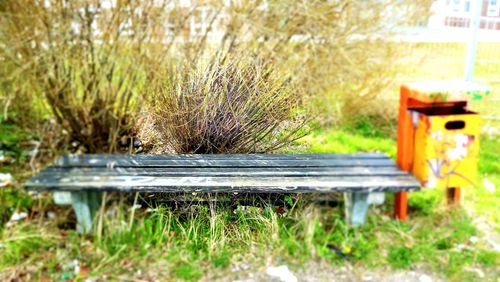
[464,0,471,12]
[448,0,471,14]
[487,0,500,16]
[451,0,462,12]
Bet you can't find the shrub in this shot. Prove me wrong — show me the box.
[152,53,309,153]
[0,1,170,153]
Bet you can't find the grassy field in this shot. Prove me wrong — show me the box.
[1,125,499,281]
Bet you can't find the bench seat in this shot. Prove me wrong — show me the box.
[25,153,420,233]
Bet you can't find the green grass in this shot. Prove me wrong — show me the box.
[4,198,495,281]
[297,128,397,157]
[1,125,499,281]
[0,122,34,169]
[465,134,500,232]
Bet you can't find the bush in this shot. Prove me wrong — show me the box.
[152,53,309,153]
[0,1,169,153]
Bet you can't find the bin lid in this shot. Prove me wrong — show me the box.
[404,80,491,103]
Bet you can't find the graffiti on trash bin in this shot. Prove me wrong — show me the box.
[423,131,476,188]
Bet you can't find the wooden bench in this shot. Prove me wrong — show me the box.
[25,153,420,233]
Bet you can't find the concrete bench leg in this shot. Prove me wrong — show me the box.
[344,193,370,226]
[71,192,101,234]
[345,192,386,226]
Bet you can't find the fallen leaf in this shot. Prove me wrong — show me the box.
[275,207,286,214]
[78,265,91,278]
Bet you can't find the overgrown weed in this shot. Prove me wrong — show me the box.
[151,52,309,153]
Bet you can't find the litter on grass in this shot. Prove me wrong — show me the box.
[9,211,28,222]
[0,173,13,187]
[266,265,298,282]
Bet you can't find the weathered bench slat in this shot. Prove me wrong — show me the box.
[25,175,419,193]
[53,158,396,168]
[56,153,387,165]
[39,166,409,177]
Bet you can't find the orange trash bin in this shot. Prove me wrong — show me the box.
[395,81,490,221]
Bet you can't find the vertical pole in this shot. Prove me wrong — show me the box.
[464,0,483,81]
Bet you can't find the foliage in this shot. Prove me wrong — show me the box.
[217,0,432,126]
[1,0,432,153]
[0,123,33,163]
[0,189,34,227]
[0,0,171,153]
[152,53,308,153]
